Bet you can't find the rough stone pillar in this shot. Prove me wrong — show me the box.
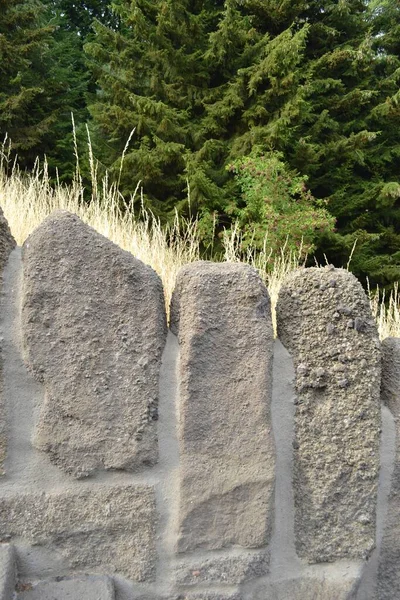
[0,207,15,474]
[378,337,400,599]
[276,266,381,563]
[22,211,167,478]
[0,207,15,273]
[171,262,275,553]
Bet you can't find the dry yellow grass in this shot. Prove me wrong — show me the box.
[0,157,199,312]
[0,146,399,339]
[369,282,400,340]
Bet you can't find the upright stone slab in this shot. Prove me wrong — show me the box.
[0,207,15,474]
[378,337,400,599]
[276,266,381,563]
[0,485,156,582]
[171,262,275,552]
[22,211,167,478]
[0,206,15,272]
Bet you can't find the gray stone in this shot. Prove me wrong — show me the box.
[22,211,167,478]
[131,595,241,600]
[0,209,15,476]
[171,262,275,553]
[16,575,115,599]
[276,266,381,563]
[0,485,156,582]
[377,337,400,599]
[251,576,359,600]
[174,551,268,586]
[0,206,16,273]
[170,593,241,600]
[0,544,16,600]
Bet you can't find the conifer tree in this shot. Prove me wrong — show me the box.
[0,0,58,164]
[85,0,311,223]
[284,0,400,286]
[85,0,221,216]
[86,0,400,285]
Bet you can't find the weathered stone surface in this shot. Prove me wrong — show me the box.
[131,594,241,600]
[0,544,16,600]
[171,262,274,552]
[0,485,156,582]
[377,337,400,599]
[174,552,268,586]
[276,266,381,563]
[169,593,241,600]
[16,575,115,600]
[22,211,167,478]
[0,209,15,476]
[0,207,16,273]
[251,576,359,600]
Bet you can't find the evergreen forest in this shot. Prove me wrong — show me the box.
[1,0,399,288]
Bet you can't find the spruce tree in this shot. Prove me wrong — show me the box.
[85,0,221,217]
[0,0,58,164]
[86,0,400,286]
[284,0,400,287]
[85,0,311,224]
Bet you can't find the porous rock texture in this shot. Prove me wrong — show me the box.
[171,261,275,553]
[169,593,242,600]
[0,485,156,581]
[252,576,359,600]
[131,594,242,600]
[0,544,16,599]
[0,207,15,474]
[16,575,115,600]
[377,337,400,599]
[174,552,268,586]
[22,211,167,478]
[0,206,15,273]
[276,266,381,563]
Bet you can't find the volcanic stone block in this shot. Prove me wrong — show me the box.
[276,266,381,563]
[169,593,241,600]
[0,544,16,600]
[22,211,167,478]
[174,552,268,586]
[252,576,360,600]
[0,485,156,582]
[377,337,400,599]
[171,262,275,552]
[0,207,15,475]
[0,206,16,272]
[16,575,115,600]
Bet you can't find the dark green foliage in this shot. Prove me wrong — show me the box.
[0,0,116,179]
[228,150,335,256]
[47,0,120,37]
[41,0,92,181]
[287,0,400,288]
[85,0,312,224]
[0,0,58,163]
[1,0,399,287]
[84,0,400,287]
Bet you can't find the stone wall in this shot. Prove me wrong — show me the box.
[0,210,397,600]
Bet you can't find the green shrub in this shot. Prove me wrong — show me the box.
[228,150,336,256]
